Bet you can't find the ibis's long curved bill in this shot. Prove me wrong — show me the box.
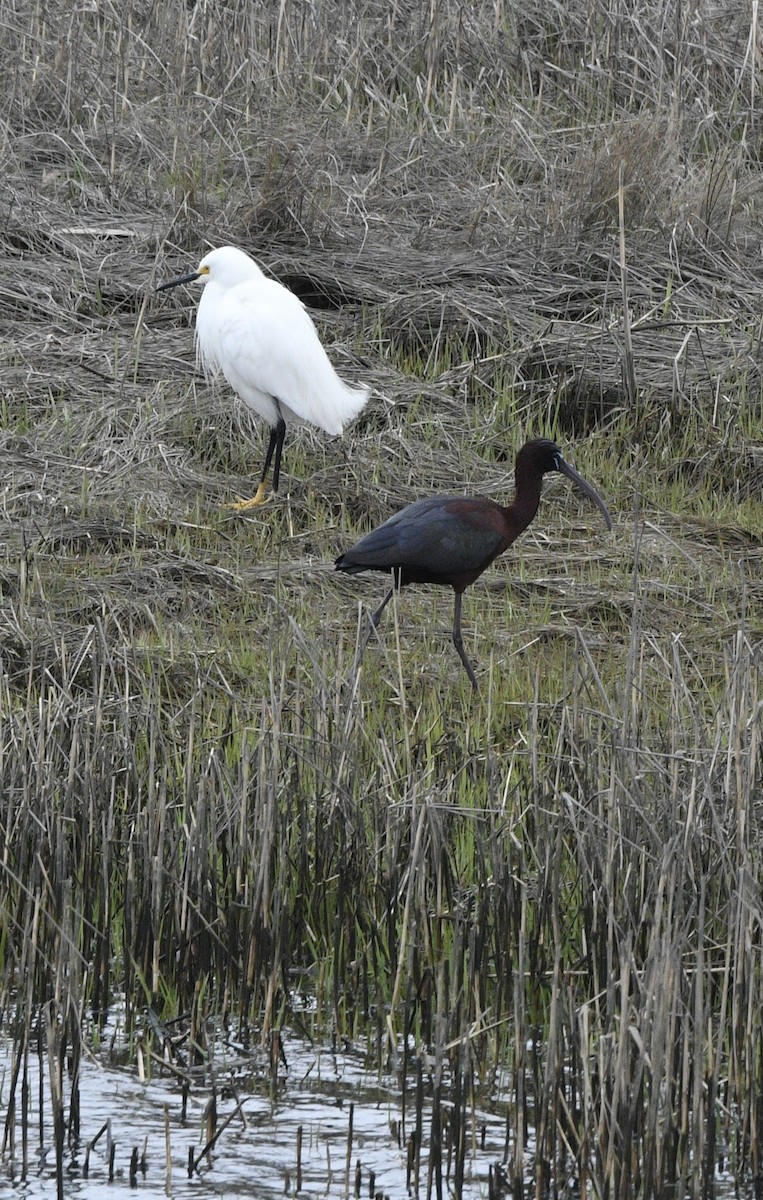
[156,270,201,292]
[556,457,612,530]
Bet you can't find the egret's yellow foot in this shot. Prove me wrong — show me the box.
[226,482,270,511]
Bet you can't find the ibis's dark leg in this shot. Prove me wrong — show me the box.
[351,583,396,678]
[228,404,286,510]
[452,590,478,690]
[370,586,394,629]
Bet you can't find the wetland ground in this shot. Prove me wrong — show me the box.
[0,1,762,1195]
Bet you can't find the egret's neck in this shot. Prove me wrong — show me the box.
[197,279,223,316]
[194,283,224,377]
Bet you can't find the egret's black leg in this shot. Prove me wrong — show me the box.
[259,422,279,484]
[268,414,287,495]
[228,409,286,510]
[452,590,478,690]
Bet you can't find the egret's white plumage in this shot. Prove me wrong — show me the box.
[157,245,369,507]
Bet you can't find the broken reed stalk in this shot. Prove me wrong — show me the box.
[344,1101,354,1198]
[43,1004,65,1200]
[129,1146,138,1185]
[618,159,637,407]
[20,1039,28,1179]
[83,1121,109,1177]
[188,1094,248,1176]
[426,1078,443,1200]
[510,883,527,1200]
[1,1018,23,1165]
[451,1050,468,1199]
[426,958,448,1200]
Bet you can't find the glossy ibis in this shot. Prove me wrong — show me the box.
[157,246,369,508]
[335,438,612,689]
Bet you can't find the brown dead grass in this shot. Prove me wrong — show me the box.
[0,1,761,1195]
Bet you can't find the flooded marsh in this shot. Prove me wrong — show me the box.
[1,1019,517,1198]
[1,0,763,1196]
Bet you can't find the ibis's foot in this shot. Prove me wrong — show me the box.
[226,482,270,511]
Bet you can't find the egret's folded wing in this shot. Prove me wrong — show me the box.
[215,281,367,432]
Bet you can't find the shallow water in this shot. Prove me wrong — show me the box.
[1,1023,745,1198]
[0,1026,512,1198]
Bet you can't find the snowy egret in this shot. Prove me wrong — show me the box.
[335,439,612,689]
[157,246,370,508]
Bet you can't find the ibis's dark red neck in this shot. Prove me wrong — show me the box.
[502,472,544,543]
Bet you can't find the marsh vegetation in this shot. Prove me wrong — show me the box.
[0,0,761,1195]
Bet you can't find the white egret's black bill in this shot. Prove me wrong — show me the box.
[156,270,201,292]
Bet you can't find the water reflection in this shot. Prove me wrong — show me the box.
[0,1026,511,1198]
